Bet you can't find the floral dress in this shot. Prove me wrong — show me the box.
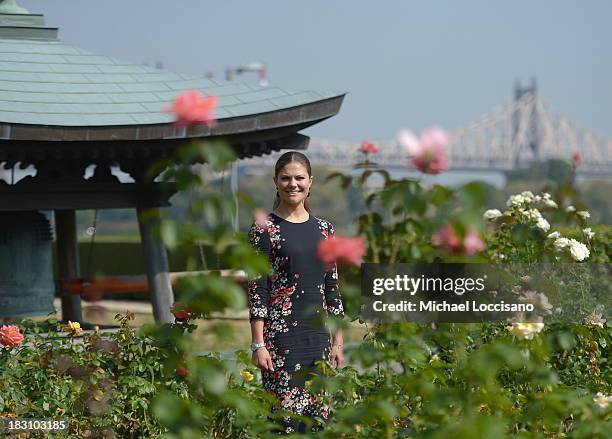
[248,213,344,432]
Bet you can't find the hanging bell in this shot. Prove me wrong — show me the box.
[0,211,55,317]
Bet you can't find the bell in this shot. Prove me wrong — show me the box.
[0,211,55,317]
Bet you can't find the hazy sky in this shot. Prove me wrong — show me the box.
[19,0,612,142]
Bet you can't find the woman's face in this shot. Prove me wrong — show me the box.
[273,161,313,207]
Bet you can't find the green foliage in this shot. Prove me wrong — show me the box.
[1,315,178,437]
[308,322,612,438]
[4,141,611,437]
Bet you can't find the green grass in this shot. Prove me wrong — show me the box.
[77,234,142,243]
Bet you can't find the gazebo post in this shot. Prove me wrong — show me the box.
[55,210,83,323]
[137,207,174,324]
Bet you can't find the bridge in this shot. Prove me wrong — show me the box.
[242,86,612,177]
[4,85,608,183]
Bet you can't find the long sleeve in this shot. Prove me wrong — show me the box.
[323,223,344,317]
[247,222,271,320]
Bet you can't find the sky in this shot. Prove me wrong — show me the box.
[19,0,612,143]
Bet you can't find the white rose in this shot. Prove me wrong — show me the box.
[507,194,526,207]
[525,208,542,220]
[568,239,589,261]
[483,209,503,221]
[577,211,590,219]
[547,231,560,239]
[536,217,550,231]
[544,199,558,209]
[565,205,576,213]
[519,291,553,314]
[553,237,570,251]
[593,392,612,409]
[583,228,595,239]
[584,313,606,328]
[507,322,545,340]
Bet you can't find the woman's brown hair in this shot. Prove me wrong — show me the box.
[273,151,312,212]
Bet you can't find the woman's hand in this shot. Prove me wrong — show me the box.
[329,344,345,369]
[252,347,275,372]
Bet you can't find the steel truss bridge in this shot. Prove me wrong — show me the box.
[242,91,612,177]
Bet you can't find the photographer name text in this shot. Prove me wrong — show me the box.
[372,300,534,313]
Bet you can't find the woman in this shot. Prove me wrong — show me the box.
[247,151,345,433]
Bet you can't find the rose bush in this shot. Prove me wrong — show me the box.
[2,96,609,437]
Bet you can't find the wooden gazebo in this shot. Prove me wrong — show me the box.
[0,1,344,323]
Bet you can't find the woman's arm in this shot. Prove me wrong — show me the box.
[330,331,344,369]
[250,319,274,371]
[323,222,345,368]
[322,223,344,317]
[247,223,271,319]
[247,222,274,371]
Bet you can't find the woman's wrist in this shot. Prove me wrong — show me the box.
[332,333,343,347]
[250,341,266,352]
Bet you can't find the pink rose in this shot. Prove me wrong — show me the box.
[358,140,379,155]
[254,209,269,229]
[398,127,450,174]
[432,225,486,256]
[432,224,462,254]
[164,90,217,127]
[317,236,365,267]
[463,228,486,256]
[0,325,24,347]
[571,152,581,168]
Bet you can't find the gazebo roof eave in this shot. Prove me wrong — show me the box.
[0,94,345,143]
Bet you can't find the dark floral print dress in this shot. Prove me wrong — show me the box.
[248,213,344,433]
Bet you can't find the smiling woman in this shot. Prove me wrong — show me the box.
[272,152,314,215]
[248,151,345,434]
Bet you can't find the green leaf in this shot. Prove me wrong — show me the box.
[160,221,178,250]
[457,181,486,209]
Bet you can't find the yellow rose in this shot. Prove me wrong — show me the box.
[240,370,254,382]
[66,320,82,335]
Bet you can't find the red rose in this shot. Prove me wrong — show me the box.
[0,325,24,347]
[317,236,365,267]
[163,90,217,128]
[176,365,189,378]
[171,304,193,322]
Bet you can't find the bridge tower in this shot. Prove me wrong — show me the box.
[513,78,540,165]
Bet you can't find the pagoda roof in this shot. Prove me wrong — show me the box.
[0,9,344,142]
